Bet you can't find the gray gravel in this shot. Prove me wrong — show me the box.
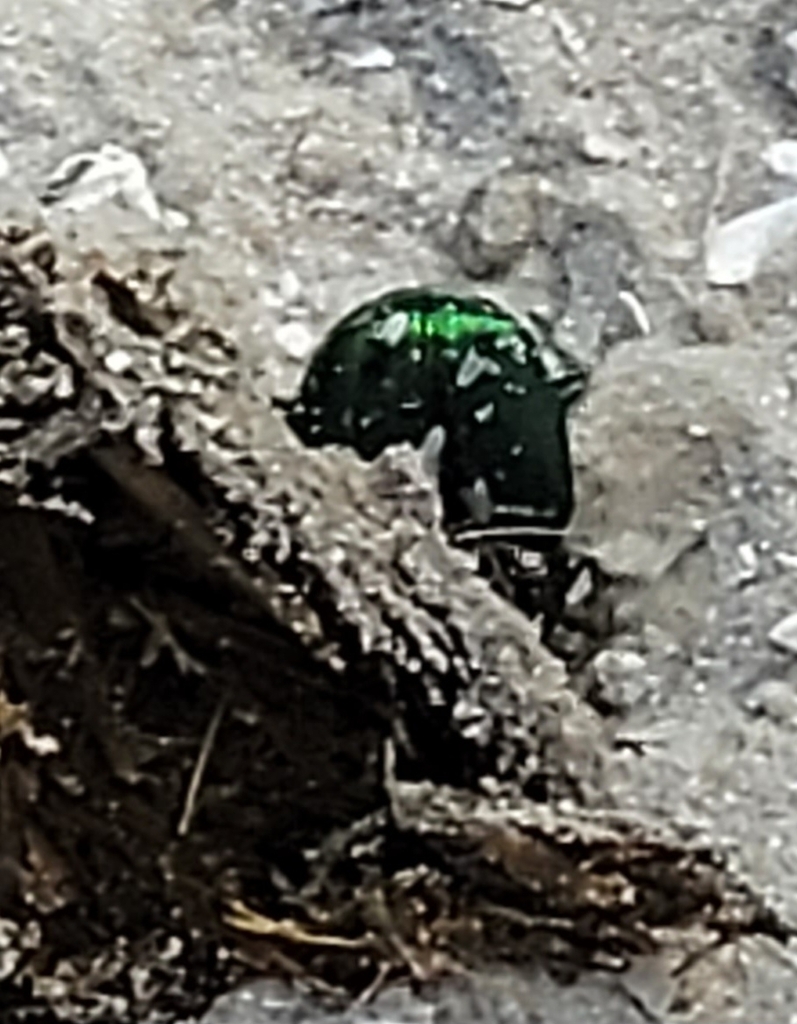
[199,973,652,1024]
[5,0,797,1019]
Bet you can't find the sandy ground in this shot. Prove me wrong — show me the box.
[5,0,797,1019]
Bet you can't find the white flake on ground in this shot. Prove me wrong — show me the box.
[41,144,162,222]
[278,268,303,304]
[341,45,396,70]
[705,196,797,285]
[617,290,651,335]
[763,139,797,179]
[768,612,797,655]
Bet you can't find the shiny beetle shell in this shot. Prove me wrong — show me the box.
[284,288,583,536]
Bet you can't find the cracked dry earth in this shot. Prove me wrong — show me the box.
[5,0,797,1020]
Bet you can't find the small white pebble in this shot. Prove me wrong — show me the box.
[343,44,396,70]
[278,268,302,304]
[763,139,797,179]
[274,321,316,360]
[104,349,134,374]
[775,551,797,572]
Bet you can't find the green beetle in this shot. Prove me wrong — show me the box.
[283,289,584,542]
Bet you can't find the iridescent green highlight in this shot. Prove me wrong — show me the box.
[405,306,516,345]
